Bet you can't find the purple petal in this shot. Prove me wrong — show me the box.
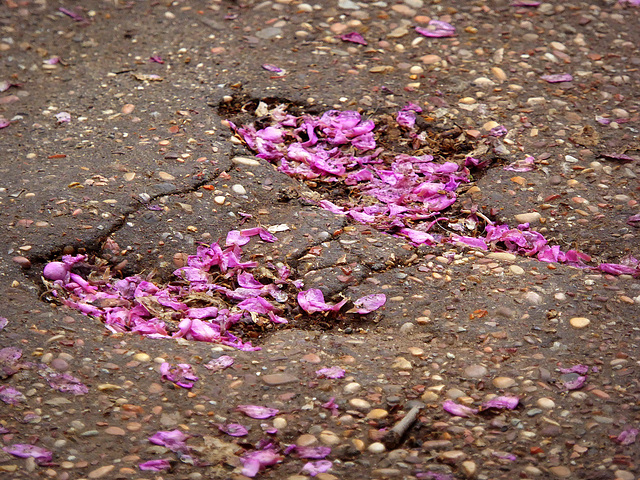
[302,460,333,476]
[316,367,345,379]
[295,446,331,459]
[504,156,535,172]
[489,125,508,137]
[240,449,283,477]
[218,423,249,437]
[148,429,189,452]
[351,293,386,314]
[0,118,10,129]
[339,32,367,45]
[599,263,638,275]
[139,459,172,471]
[627,214,640,227]
[236,405,280,419]
[450,235,488,250]
[415,21,456,38]
[540,74,573,83]
[480,396,519,410]
[442,400,478,417]
[204,355,234,371]
[262,64,283,73]
[3,444,52,464]
[397,110,417,129]
[149,55,164,64]
[40,368,88,395]
[0,385,26,405]
[160,362,198,389]
[0,316,6,330]
[616,428,638,445]
[563,375,587,390]
[492,451,517,461]
[297,289,348,313]
[558,364,589,375]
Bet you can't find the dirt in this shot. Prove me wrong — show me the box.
[1,0,639,479]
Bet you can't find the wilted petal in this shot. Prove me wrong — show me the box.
[0,385,26,404]
[339,32,367,45]
[302,460,333,476]
[139,459,172,471]
[558,364,589,375]
[240,449,283,477]
[442,400,478,417]
[236,405,279,419]
[540,74,573,83]
[480,396,519,410]
[3,444,52,464]
[415,20,456,38]
[160,362,198,389]
[295,446,331,459]
[615,428,638,445]
[492,451,517,461]
[450,235,488,250]
[148,429,189,452]
[204,355,234,371]
[40,368,88,395]
[316,367,345,379]
[297,289,348,313]
[218,423,249,437]
[351,293,386,314]
[563,375,586,390]
[0,316,7,330]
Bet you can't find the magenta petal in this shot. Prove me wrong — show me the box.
[302,460,333,476]
[204,355,234,371]
[540,74,573,83]
[415,20,456,38]
[450,235,488,250]
[0,385,26,404]
[295,446,331,459]
[297,289,347,313]
[218,423,249,437]
[616,428,638,445]
[3,444,52,464]
[352,293,386,314]
[339,32,367,45]
[240,449,283,477]
[262,64,283,73]
[316,367,345,379]
[148,429,189,452]
[139,459,172,471]
[558,364,589,375]
[442,400,478,417]
[0,316,7,330]
[480,396,519,410]
[563,375,587,390]
[236,405,280,419]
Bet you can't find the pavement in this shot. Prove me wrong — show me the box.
[1,0,639,479]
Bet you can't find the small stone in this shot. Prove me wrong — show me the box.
[366,409,389,420]
[105,426,126,436]
[464,365,488,378]
[549,466,572,478]
[319,430,341,445]
[492,376,516,389]
[50,358,69,371]
[158,171,175,181]
[487,252,516,261]
[492,67,507,82]
[422,440,452,451]
[408,347,424,356]
[524,466,543,476]
[12,256,31,269]
[344,382,362,394]
[527,97,547,106]
[302,353,321,363]
[231,184,247,195]
[368,442,386,453]
[536,397,555,409]
[133,353,151,362]
[510,265,525,275]
[273,417,287,429]
[614,470,635,480]
[439,450,467,464]
[570,317,590,329]
[232,156,260,166]
[461,460,477,478]
[349,398,371,410]
[420,54,442,64]
[421,391,439,402]
[88,465,115,479]
[391,357,412,370]
[297,434,317,446]
[514,212,541,224]
[372,468,402,477]
[214,195,226,205]
[121,104,135,114]
[262,373,298,385]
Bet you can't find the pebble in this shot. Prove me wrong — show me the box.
[231,184,247,195]
[88,465,115,478]
[368,442,386,453]
[133,352,150,362]
[536,397,555,409]
[262,373,298,385]
[50,358,69,371]
[439,450,466,464]
[297,434,318,446]
[569,317,590,329]
[422,440,452,450]
[492,377,516,389]
[273,417,287,429]
[349,398,371,410]
[214,195,226,205]
[510,265,525,275]
[461,460,477,478]
[487,252,516,261]
[420,54,442,64]
[232,156,260,166]
[549,466,572,478]
[614,471,635,480]
[105,426,126,436]
[464,365,488,378]
[319,430,341,445]
[344,382,362,394]
[391,357,412,370]
[366,409,389,420]
[514,212,541,224]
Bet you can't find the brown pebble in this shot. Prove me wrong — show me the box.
[12,256,31,268]
[262,373,298,385]
[88,465,115,479]
[590,389,610,399]
[302,353,321,363]
[148,383,163,394]
[105,426,126,436]
[549,466,572,478]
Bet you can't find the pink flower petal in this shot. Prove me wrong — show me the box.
[148,429,189,452]
[218,423,249,436]
[316,367,345,379]
[442,400,478,417]
[3,444,52,464]
[480,396,519,410]
[139,459,172,471]
[540,73,573,83]
[615,428,638,445]
[351,293,386,314]
[0,385,26,404]
[240,449,283,477]
[297,289,348,313]
[302,460,333,476]
[236,405,280,419]
[415,21,456,38]
[339,32,367,45]
[204,355,234,371]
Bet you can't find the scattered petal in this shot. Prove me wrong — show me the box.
[415,20,456,38]
[615,428,638,445]
[316,367,345,379]
[148,430,189,453]
[218,423,249,437]
[339,32,367,45]
[0,385,26,404]
[443,400,478,417]
[351,293,386,314]
[541,74,573,83]
[558,365,589,375]
[240,449,283,477]
[297,289,348,313]
[480,396,519,411]
[139,459,172,471]
[160,362,198,389]
[236,405,280,419]
[295,446,331,459]
[563,375,587,390]
[204,355,234,371]
[3,444,52,464]
[302,460,333,476]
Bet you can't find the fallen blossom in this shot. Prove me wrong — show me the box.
[351,293,386,314]
[321,397,339,415]
[0,347,22,378]
[504,155,535,172]
[619,0,640,6]
[217,423,249,437]
[563,375,587,390]
[302,460,333,476]
[0,385,26,404]
[541,74,573,83]
[339,32,367,45]
[160,362,198,388]
[294,446,331,459]
[480,396,519,411]
[45,56,61,65]
[627,214,640,227]
[55,112,71,123]
[149,55,164,64]
[615,428,638,445]
[139,459,172,471]
[59,7,85,22]
[558,364,589,375]
[297,289,348,313]
[39,366,88,395]
[3,444,52,464]
[262,64,283,73]
[316,367,345,379]
[236,405,279,419]
[0,118,10,129]
[442,400,478,417]
[261,423,278,434]
[240,448,283,477]
[415,20,456,38]
[489,125,508,137]
[0,316,7,330]
[492,451,517,461]
[204,355,234,371]
[149,430,189,453]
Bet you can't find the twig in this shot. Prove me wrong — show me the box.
[382,405,422,449]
